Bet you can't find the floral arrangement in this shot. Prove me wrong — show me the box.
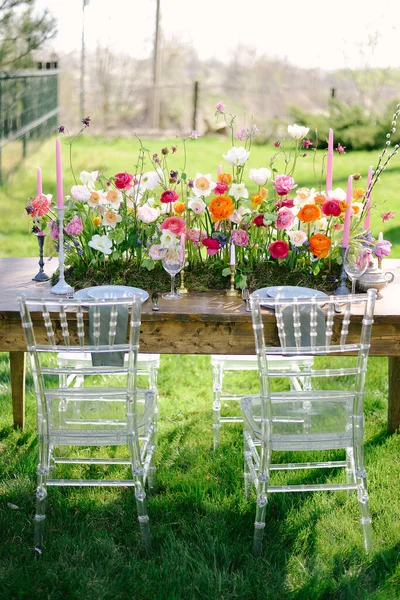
[26,107,398,291]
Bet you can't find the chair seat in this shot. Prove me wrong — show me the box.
[58,352,160,369]
[211,354,313,371]
[241,392,354,451]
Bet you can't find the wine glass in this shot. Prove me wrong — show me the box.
[162,246,185,299]
[343,246,371,294]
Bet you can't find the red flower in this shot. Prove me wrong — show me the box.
[275,198,294,208]
[269,240,289,259]
[253,214,266,227]
[114,172,134,190]
[202,237,221,255]
[213,182,229,195]
[160,189,180,203]
[321,199,342,217]
[336,143,346,154]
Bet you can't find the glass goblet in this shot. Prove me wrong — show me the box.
[343,246,371,294]
[162,246,185,299]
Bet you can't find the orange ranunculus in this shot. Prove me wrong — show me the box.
[314,192,327,205]
[297,203,322,222]
[174,201,186,214]
[93,216,101,226]
[339,199,348,213]
[309,233,332,258]
[217,173,232,185]
[260,187,269,199]
[251,193,263,207]
[354,187,365,200]
[208,195,235,222]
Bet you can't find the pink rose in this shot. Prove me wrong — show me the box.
[202,237,220,256]
[273,174,297,196]
[269,240,289,259]
[29,194,51,217]
[253,214,266,227]
[187,228,207,246]
[213,182,229,195]
[114,172,134,190]
[321,199,341,217]
[231,229,249,247]
[160,189,179,204]
[161,216,186,236]
[64,216,83,236]
[276,207,295,230]
[373,240,392,259]
[49,220,59,240]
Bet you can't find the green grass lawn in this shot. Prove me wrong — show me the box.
[0,137,399,599]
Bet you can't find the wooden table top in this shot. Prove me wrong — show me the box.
[1,257,400,355]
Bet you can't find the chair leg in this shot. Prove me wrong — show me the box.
[34,430,50,554]
[252,493,268,556]
[212,363,223,450]
[353,424,373,552]
[345,446,356,487]
[149,366,159,449]
[134,484,152,554]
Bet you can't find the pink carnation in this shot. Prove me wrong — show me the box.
[160,217,186,236]
[373,240,392,259]
[276,198,294,208]
[213,182,229,195]
[231,229,249,247]
[273,175,297,196]
[187,228,207,246]
[269,240,289,259]
[29,194,51,217]
[64,216,83,236]
[276,207,295,230]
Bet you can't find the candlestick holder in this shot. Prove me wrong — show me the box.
[333,246,351,296]
[178,269,188,294]
[226,265,240,297]
[51,207,74,296]
[32,234,50,282]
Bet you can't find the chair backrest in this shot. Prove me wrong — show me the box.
[250,290,377,419]
[17,295,143,436]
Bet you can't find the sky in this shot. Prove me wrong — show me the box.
[35,0,400,71]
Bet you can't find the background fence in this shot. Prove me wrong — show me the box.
[0,70,59,183]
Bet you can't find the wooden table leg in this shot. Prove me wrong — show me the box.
[388,356,400,434]
[10,351,26,429]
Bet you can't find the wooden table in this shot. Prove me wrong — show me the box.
[1,257,400,433]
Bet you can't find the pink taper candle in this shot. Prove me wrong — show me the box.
[218,164,222,175]
[342,175,353,248]
[55,138,64,208]
[230,242,236,266]
[363,166,373,230]
[326,128,333,193]
[36,167,42,197]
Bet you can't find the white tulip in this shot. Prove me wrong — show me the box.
[287,124,310,140]
[222,146,250,166]
[249,167,271,186]
[88,234,113,255]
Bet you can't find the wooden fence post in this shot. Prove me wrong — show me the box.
[192,81,199,132]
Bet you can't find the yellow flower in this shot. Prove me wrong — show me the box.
[93,216,101,226]
[174,202,186,215]
[354,187,365,200]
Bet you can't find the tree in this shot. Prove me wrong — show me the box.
[0,0,56,70]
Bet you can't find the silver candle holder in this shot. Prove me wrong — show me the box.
[51,207,74,296]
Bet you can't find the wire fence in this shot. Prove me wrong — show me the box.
[0,70,59,183]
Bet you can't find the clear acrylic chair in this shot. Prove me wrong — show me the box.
[210,354,314,450]
[241,290,377,555]
[18,294,156,554]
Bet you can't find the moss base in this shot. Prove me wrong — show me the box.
[54,261,343,294]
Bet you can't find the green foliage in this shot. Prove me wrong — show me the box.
[0,0,56,69]
[289,99,400,151]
